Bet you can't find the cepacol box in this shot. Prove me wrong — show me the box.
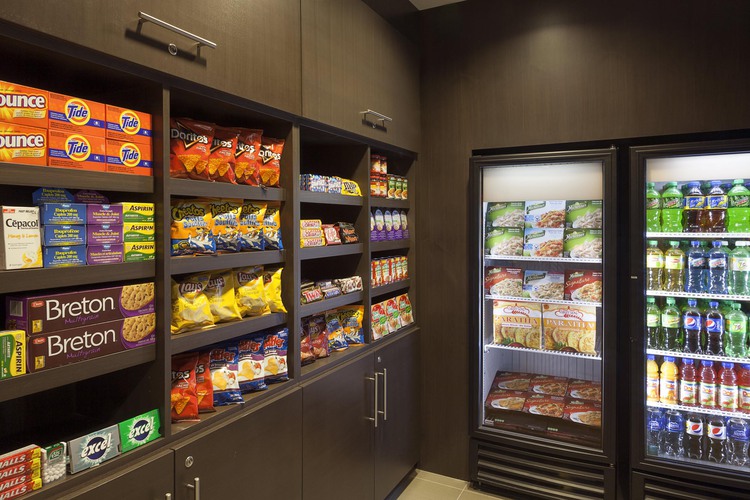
[106,105,152,145]
[0,122,46,165]
[48,93,106,136]
[105,139,153,176]
[6,282,155,335]
[48,130,106,171]
[27,313,156,372]
[68,425,121,474]
[0,81,48,128]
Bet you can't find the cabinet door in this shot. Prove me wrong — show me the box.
[374,329,421,500]
[172,389,302,500]
[302,354,375,500]
[0,0,301,114]
[58,449,174,499]
[301,0,420,152]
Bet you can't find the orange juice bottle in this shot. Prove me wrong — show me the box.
[647,354,660,403]
[660,356,679,405]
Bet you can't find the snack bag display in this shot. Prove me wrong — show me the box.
[485,202,525,229]
[325,311,349,351]
[523,228,564,258]
[304,314,329,358]
[529,375,569,397]
[397,294,414,326]
[371,302,388,340]
[563,229,603,259]
[207,126,238,183]
[567,379,602,402]
[258,136,284,187]
[195,351,214,413]
[263,205,283,250]
[336,306,365,344]
[524,200,566,228]
[565,200,603,229]
[209,346,243,406]
[170,200,216,255]
[237,335,267,393]
[171,353,199,422]
[564,270,603,303]
[207,199,242,253]
[204,270,241,323]
[238,202,266,251]
[484,267,523,297]
[492,301,542,349]
[542,304,597,354]
[263,328,289,383]
[485,227,523,256]
[234,266,269,317]
[263,267,287,313]
[234,129,262,186]
[169,118,214,180]
[171,274,214,334]
[522,270,565,300]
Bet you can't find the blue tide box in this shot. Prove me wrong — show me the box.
[40,203,86,225]
[42,225,86,246]
[43,245,86,268]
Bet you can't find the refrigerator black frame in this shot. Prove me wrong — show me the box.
[469,147,618,466]
[629,138,750,491]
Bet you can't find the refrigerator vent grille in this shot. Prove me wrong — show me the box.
[638,473,750,500]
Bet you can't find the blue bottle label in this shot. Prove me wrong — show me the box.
[706,318,724,333]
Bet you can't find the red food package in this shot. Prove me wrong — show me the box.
[484,390,530,412]
[235,128,263,186]
[491,371,534,392]
[566,379,602,402]
[522,394,566,419]
[195,351,215,413]
[300,327,315,366]
[208,126,238,183]
[563,399,602,427]
[170,118,215,181]
[171,352,200,422]
[305,314,329,359]
[258,137,284,187]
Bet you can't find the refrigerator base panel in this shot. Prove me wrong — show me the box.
[632,470,750,499]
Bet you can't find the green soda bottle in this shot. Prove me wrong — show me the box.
[725,303,748,358]
[646,182,661,232]
[660,182,684,233]
[727,179,750,233]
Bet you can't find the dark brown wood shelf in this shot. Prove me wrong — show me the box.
[170,313,288,354]
[299,190,364,206]
[0,261,155,294]
[299,291,364,317]
[170,251,285,275]
[168,178,286,200]
[371,279,411,298]
[0,344,156,403]
[371,198,409,209]
[371,239,410,252]
[0,163,154,193]
[299,243,363,260]
[299,344,369,380]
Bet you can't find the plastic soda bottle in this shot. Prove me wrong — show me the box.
[685,241,706,293]
[646,354,660,403]
[683,181,704,232]
[646,298,661,349]
[679,358,698,406]
[646,182,662,232]
[727,179,750,233]
[707,417,727,463]
[660,357,679,405]
[661,182,684,232]
[684,414,705,460]
[704,180,728,232]
[660,298,682,351]
[663,241,685,292]
[727,418,750,466]
[730,241,750,295]
[682,299,703,354]
[646,407,664,456]
[663,409,685,457]
[707,241,729,294]
[646,240,664,290]
[739,364,750,413]
[700,360,718,409]
[705,301,725,356]
[725,303,748,358]
[719,362,739,411]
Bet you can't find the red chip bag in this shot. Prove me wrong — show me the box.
[195,351,215,413]
[235,129,263,186]
[208,126,239,183]
[301,327,315,366]
[171,352,200,422]
[258,137,284,187]
[305,314,329,359]
[170,117,215,181]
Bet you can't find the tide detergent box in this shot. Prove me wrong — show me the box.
[48,93,106,137]
[106,139,152,176]
[0,81,48,129]
[105,105,152,145]
[0,122,47,165]
[48,130,106,171]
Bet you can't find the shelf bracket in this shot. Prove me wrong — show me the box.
[360,109,392,130]
[137,12,217,57]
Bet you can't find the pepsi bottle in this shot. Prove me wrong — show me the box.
[682,299,702,354]
[707,416,727,463]
[662,409,685,457]
[684,414,705,460]
[705,301,725,356]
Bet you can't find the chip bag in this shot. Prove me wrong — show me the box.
[171,352,199,422]
[263,205,283,250]
[170,118,214,181]
[234,128,262,186]
[263,328,289,383]
[208,126,238,183]
[235,266,270,317]
[325,311,349,351]
[305,314,329,358]
[258,136,284,187]
[170,199,216,256]
[207,199,242,253]
[238,202,266,251]
[171,274,214,334]
[301,326,315,365]
[337,305,365,344]
[195,351,215,413]
[205,270,242,323]
[263,267,287,313]
[237,334,267,393]
[210,345,243,406]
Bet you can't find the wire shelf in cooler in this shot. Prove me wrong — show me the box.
[647,400,749,420]
[647,232,750,239]
[646,349,750,364]
[484,343,602,360]
[485,294,601,308]
[484,255,602,264]
[647,290,750,302]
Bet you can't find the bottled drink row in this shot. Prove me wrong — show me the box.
[646,179,750,233]
[647,298,748,357]
[647,407,750,466]
[646,239,750,296]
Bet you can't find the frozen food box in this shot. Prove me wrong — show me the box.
[42,225,86,247]
[48,93,106,136]
[68,425,121,474]
[566,379,602,402]
[106,139,153,176]
[484,267,523,297]
[6,282,155,335]
[0,81,48,128]
[118,409,161,453]
[123,222,154,242]
[563,399,602,427]
[492,301,542,349]
[564,270,603,303]
[565,200,603,229]
[42,245,85,268]
[484,390,530,412]
[124,242,155,262]
[485,227,523,256]
[542,304,597,355]
[39,203,85,225]
[0,206,42,270]
[524,200,566,228]
[48,130,106,171]
[87,244,124,265]
[485,201,525,229]
[0,330,25,379]
[522,228,564,258]
[105,105,152,145]
[86,204,123,225]
[32,188,74,205]
[117,202,154,223]
[522,270,565,300]
[563,229,603,259]
[522,394,566,418]
[87,224,122,246]
[529,375,569,397]
[490,371,534,392]
[0,122,47,165]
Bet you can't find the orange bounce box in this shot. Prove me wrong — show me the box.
[106,105,152,145]
[0,122,47,165]
[106,139,153,176]
[48,130,106,171]
[48,93,106,137]
[0,81,49,129]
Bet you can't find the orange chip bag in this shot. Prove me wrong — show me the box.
[235,128,263,186]
[170,117,214,181]
[258,136,284,187]
[208,126,238,183]
[195,351,215,413]
[171,352,199,422]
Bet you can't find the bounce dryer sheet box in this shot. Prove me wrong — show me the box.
[0,330,25,379]
[0,206,42,270]
[0,80,48,129]
[48,92,106,137]
[68,425,121,474]
[118,409,161,453]
[105,105,152,145]
[0,122,47,165]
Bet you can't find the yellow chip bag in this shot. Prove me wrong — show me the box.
[171,273,214,334]
[171,200,216,256]
[263,267,287,313]
[205,270,242,323]
[340,178,362,196]
[235,266,270,317]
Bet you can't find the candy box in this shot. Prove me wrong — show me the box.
[105,105,152,145]
[118,409,161,453]
[0,81,48,128]
[86,204,123,225]
[48,130,106,171]
[87,244,124,265]
[0,122,47,165]
[39,203,85,225]
[0,477,41,497]
[42,245,85,268]
[0,459,40,483]
[0,330,25,379]
[0,206,42,270]
[68,425,121,474]
[42,225,86,247]
[0,446,40,471]
[48,92,106,136]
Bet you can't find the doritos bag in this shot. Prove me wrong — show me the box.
[258,136,284,187]
[210,345,243,406]
[235,266,269,317]
[237,334,267,393]
[208,126,238,183]
[207,199,242,253]
[171,274,215,334]
[263,328,289,383]
[171,352,199,422]
[195,351,215,413]
[170,199,216,256]
[205,270,242,323]
[235,128,263,186]
[170,118,215,181]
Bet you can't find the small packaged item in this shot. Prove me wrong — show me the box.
[567,379,602,402]
[39,203,85,225]
[263,268,287,313]
[204,270,242,323]
[524,200,566,228]
[117,202,155,223]
[32,188,74,205]
[169,117,214,181]
[301,237,325,248]
[86,224,121,246]
[195,351,214,412]
[484,267,523,297]
[522,270,565,300]
[234,129,262,186]
[484,390,530,413]
[258,137,284,187]
[41,442,66,485]
[523,228,564,258]
[485,202,525,229]
[263,328,289,383]
[235,266,269,317]
[563,400,602,427]
[493,300,542,349]
[87,244,124,265]
[170,200,215,256]
[123,222,155,243]
[207,126,238,183]
[208,199,242,253]
[337,222,359,244]
[301,287,324,304]
[171,274,214,334]
[305,315,330,358]
[529,375,569,397]
[397,294,414,326]
[0,330,25,379]
[340,178,361,196]
[564,270,603,303]
[86,204,123,225]
[210,346,243,406]
[542,303,597,354]
[325,312,348,351]
[238,334,267,392]
[522,394,566,418]
[322,224,342,245]
[371,302,388,340]
[68,427,120,474]
[118,409,161,453]
[491,371,534,392]
[124,242,155,262]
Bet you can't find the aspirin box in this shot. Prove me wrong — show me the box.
[0,206,42,270]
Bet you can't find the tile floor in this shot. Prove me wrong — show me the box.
[395,469,511,500]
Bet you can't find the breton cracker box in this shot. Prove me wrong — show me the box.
[48,130,106,171]
[86,204,122,225]
[105,105,152,145]
[41,225,86,247]
[39,203,85,225]
[0,330,25,379]
[87,244,124,265]
[28,313,156,372]
[0,206,42,270]
[48,93,106,137]
[68,425,121,474]
[0,81,48,128]
[106,139,153,176]
[123,222,154,242]
[6,282,155,335]
[87,224,122,245]
[117,202,154,223]
[118,409,161,453]
[124,242,155,262]
[0,122,47,165]
[42,245,85,268]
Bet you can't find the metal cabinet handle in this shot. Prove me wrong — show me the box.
[365,375,378,427]
[359,109,392,128]
[186,477,200,500]
[376,369,388,422]
[138,12,217,49]
[165,494,172,500]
